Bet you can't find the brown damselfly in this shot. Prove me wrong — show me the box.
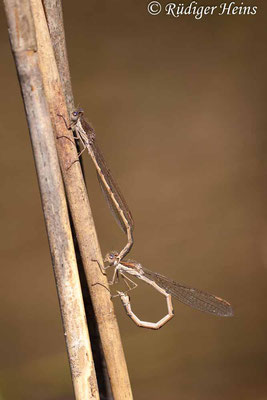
[105,251,233,330]
[58,109,134,262]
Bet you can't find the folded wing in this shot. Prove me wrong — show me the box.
[142,268,233,317]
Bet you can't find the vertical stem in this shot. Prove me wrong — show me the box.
[3,1,99,399]
[42,0,74,113]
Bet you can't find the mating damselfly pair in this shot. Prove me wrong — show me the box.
[58,109,233,329]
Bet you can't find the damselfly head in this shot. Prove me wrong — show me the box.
[104,251,119,266]
[71,108,84,122]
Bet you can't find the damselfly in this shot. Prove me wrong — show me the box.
[105,251,233,330]
[58,109,134,262]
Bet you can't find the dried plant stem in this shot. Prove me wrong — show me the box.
[3,0,99,399]
[42,0,74,113]
[29,0,133,399]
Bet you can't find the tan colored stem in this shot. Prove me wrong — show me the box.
[42,0,74,113]
[30,0,133,398]
[3,1,99,399]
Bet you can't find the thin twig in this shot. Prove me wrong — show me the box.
[42,0,74,113]
[3,1,99,399]
[29,0,133,399]
[42,0,86,176]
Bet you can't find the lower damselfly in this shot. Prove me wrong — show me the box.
[105,251,233,330]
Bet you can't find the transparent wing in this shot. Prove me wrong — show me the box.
[142,268,233,317]
[91,140,134,232]
[97,172,127,233]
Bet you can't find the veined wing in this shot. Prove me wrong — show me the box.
[91,140,134,233]
[97,172,127,233]
[142,268,233,317]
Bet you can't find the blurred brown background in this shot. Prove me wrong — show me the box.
[0,1,267,399]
